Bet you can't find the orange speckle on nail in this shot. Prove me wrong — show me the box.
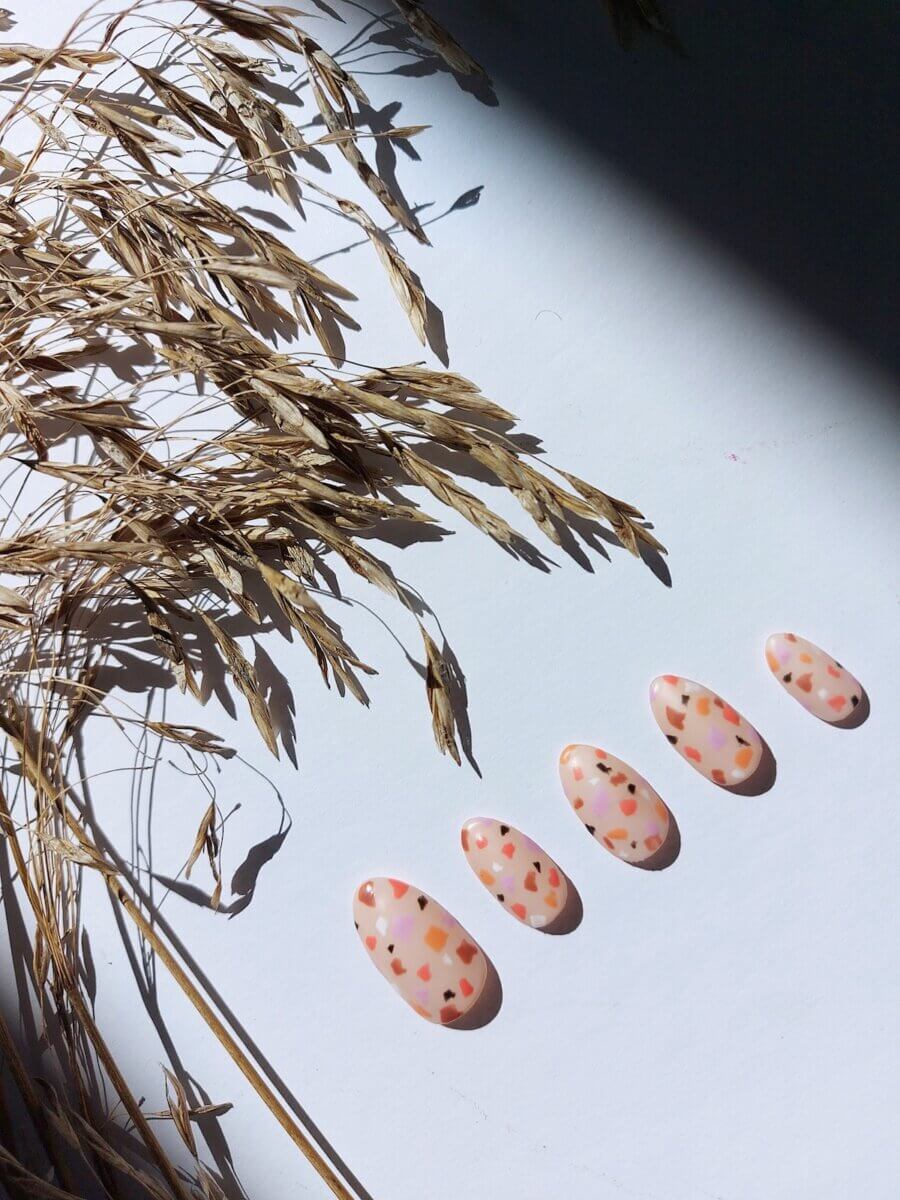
[734,746,753,769]
[696,696,711,716]
[685,746,702,762]
[424,926,448,952]
[605,827,628,840]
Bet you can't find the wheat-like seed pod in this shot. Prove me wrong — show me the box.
[0,3,664,1197]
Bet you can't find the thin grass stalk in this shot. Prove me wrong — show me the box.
[0,785,193,1200]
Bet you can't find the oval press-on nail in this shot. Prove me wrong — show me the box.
[765,633,863,723]
[353,878,487,1025]
[461,817,568,929]
[559,744,671,863]
[650,675,763,788]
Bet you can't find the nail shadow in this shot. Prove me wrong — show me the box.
[448,955,502,1031]
[543,874,584,935]
[635,809,681,871]
[832,686,870,730]
[726,735,777,796]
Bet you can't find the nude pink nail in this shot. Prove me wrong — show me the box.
[559,744,671,863]
[765,633,863,723]
[650,674,764,787]
[353,878,487,1025]
[461,817,568,929]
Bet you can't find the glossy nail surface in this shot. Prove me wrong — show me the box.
[461,817,568,928]
[650,675,763,787]
[765,633,862,723]
[353,878,487,1025]
[559,744,671,863]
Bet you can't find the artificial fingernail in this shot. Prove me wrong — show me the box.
[650,674,763,787]
[765,633,863,723]
[461,817,568,929]
[559,744,671,863]
[353,878,487,1025]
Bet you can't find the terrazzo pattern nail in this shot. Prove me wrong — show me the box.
[559,744,671,864]
[353,878,487,1025]
[650,675,763,787]
[765,633,862,723]
[461,818,568,928]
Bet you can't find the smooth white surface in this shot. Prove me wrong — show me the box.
[4,4,899,1199]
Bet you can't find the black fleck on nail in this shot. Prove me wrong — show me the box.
[417,895,427,910]
[496,893,504,902]
[443,990,455,1001]
[533,861,541,872]
[851,694,859,707]
[681,693,690,705]
[499,824,509,835]
[387,944,394,954]
[783,672,792,683]
[627,783,636,794]
[667,734,678,745]
[586,825,596,835]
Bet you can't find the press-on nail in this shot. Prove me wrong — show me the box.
[353,878,487,1025]
[765,633,862,723]
[461,817,568,928]
[559,745,671,863]
[650,675,763,787]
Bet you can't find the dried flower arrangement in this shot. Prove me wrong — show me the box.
[0,2,664,1197]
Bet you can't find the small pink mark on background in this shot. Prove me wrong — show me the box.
[725,451,746,464]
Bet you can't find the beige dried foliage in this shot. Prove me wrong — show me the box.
[0,3,664,1199]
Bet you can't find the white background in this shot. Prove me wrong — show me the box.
[2,4,899,1199]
